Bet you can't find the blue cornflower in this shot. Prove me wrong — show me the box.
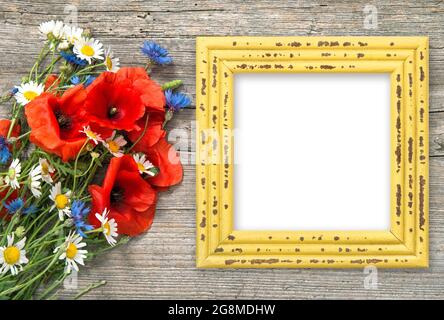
[4,198,24,215]
[70,75,81,85]
[141,40,172,65]
[84,75,96,87]
[71,200,93,238]
[71,75,96,87]
[60,51,88,66]
[10,87,18,95]
[0,136,11,164]
[165,89,192,112]
[23,204,38,215]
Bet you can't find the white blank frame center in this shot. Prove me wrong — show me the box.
[234,73,391,231]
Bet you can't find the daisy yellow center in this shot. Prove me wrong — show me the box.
[24,91,38,101]
[66,243,77,260]
[105,56,113,70]
[4,246,20,265]
[8,168,16,179]
[103,222,111,236]
[55,194,68,209]
[137,162,145,172]
[107,141,120,153]
[86,130,97,140]
[81,45,95,57]
[41,162,49,175]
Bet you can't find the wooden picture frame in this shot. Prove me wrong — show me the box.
[195,36,429,268]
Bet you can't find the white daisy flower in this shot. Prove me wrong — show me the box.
[80,125,102,145]
[0,234,28,276]
[132,153,156,176]
[39,158,55,184]
[28,165,42,198]
[5,158,21,189]
[95,208,118,246]
[14,81,44,105]
[54,232,87,274]
[62,25,84,45]
[73,37,104,64]
[38,20,65,40]
[49,182,72,221]
[104,47,120,72]
[57,40,70,51]
[103,131,127,157]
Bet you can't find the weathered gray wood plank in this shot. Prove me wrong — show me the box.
[0,0,443,299]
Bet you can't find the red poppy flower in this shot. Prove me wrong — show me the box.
[0,119,21,151]
[0,119,20,140]
[25,85,88,162]
[132,137,183,188]
[127,112,166,149]
[83,71,146,131]
[115,67,165,113]
[88,155,157,236]
[44,74,60,91]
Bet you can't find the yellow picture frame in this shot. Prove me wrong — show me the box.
[195,36,429,268]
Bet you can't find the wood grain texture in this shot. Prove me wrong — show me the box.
[0,0,443,299]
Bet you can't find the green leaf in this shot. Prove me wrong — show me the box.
[0,280,16,295]
[148,167,160,177]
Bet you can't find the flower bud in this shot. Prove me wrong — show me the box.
[58,40,70,51]
[64,218,74,227]
[86,143,95,152]
[14,226,26,238]
[83,28,92,38]
[90,151,100,159]
[60,64,73,74]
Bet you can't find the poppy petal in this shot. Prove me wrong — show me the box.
[117,171,157,211]
[145,138,183,187]
[110,202,156,236]
[128,112,166,149]
[25,88,87,162]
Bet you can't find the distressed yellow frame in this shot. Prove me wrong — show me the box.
[196,37,429,268]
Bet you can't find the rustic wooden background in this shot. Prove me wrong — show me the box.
[0,0,443,299]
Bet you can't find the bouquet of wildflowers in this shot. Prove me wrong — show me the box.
[0,20,190,299]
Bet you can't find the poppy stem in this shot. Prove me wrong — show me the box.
[127,113,150,152]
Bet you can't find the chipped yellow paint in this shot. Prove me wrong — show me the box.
[196,36,429,268]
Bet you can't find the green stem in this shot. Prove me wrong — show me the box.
[0,250,61,297]
[74,280,107,300]
[29,44,50,81]
[127,113,150,152]
[84,228,103,235]
[74,157,95,178]
[6,118,16,139]
[38,54,61,81]
[27,212,58,245]
[72,139,89,193]
[38,274,68,300]
[73,62,105,76]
